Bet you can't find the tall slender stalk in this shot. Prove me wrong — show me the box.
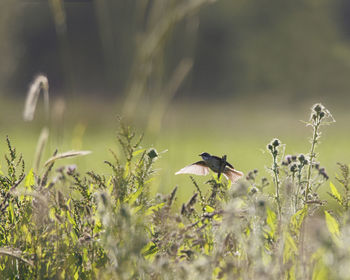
[305,121,320,200]
[304,103,334,201]
[268,138,282,218]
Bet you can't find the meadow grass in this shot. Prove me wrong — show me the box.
[1,96,349,201]
[0,95,349,279]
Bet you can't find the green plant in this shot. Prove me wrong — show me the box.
[0,103,349,279]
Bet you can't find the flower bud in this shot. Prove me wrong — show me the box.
[313,104,322,113]
[148,149,158,159]
[272,139,280,147]
[290,164,298,172]
[250,187,258,194]
[298,154,305,163]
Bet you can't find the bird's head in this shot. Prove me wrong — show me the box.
[199,152,211,160]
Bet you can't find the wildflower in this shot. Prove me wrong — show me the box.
[148,149,158,159]
[319,167,329,180]
[290,163,298,173]
[250,186,258,195]
[257,200,265,208]
[272,138,280,147]
[246,171,255,181]
[298,154,305,163]
[313,104,323,113]
[66,164,77,175]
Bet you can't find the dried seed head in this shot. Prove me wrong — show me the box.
[257,200,265,208]
[246,171,255,181]
[66,164,77,175]
[290,163,298,173]
[187,193,198,207]
[285,155,292,164]
[100,192,108,206]
[250,187,258,195]
[298,154,305,163]
[272,138,280,147]
[147,149,158,159]
[313,104,323,113]
[23,75,49,121]
[44,150,91,166]
[319,167,329,180]
[181,204,186,215]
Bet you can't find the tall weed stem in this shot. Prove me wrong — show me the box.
[304,104,334,200]
[267,138,282,218]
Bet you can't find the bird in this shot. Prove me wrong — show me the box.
[175,152,244,183]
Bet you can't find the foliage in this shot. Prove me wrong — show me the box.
[0,104,348,279]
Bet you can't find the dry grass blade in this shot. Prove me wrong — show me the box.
[0,248,33,266]
[122,0,216,119]
[147,58,193,134]
[44,150,91,167]
[23,74,49,121]
[33,127,49,172]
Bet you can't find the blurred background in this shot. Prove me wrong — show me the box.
[0,0,349,199]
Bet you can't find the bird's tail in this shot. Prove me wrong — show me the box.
[224,167,244,183]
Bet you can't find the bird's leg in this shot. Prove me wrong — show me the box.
[217,155,227,180]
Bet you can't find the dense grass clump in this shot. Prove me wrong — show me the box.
[0,104,348,279]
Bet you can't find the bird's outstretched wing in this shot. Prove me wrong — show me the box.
[223,167,244,183]
[175,161,210,176]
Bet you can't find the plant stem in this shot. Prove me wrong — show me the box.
[295,169,302,212]
[305,121,320,200]
[273,152,281,218]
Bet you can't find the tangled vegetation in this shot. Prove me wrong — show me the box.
[0,104,349,279]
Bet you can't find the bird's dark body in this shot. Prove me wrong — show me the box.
[203,155,234,173]
[175,152,243,183]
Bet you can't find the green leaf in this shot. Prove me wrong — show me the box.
[266,207,277,238]
[133,148,146,157]
[127,187,143,205]
[8,202,14,224]
[205,205,215,213]
[124,162,130,178]
[25,168,35,189]
[329,182,341,203]
[312,257,329,280]
[290,205,308,234]
[67,211,76,227]
[131,205,143,215]
[311,248,329,280]
[142,241,158,260]
[49,208,56,220]
[283,232,297,263]
[324,211,340,244]
[145,202,165,216]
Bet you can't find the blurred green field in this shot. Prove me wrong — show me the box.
[0,96,349,202]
